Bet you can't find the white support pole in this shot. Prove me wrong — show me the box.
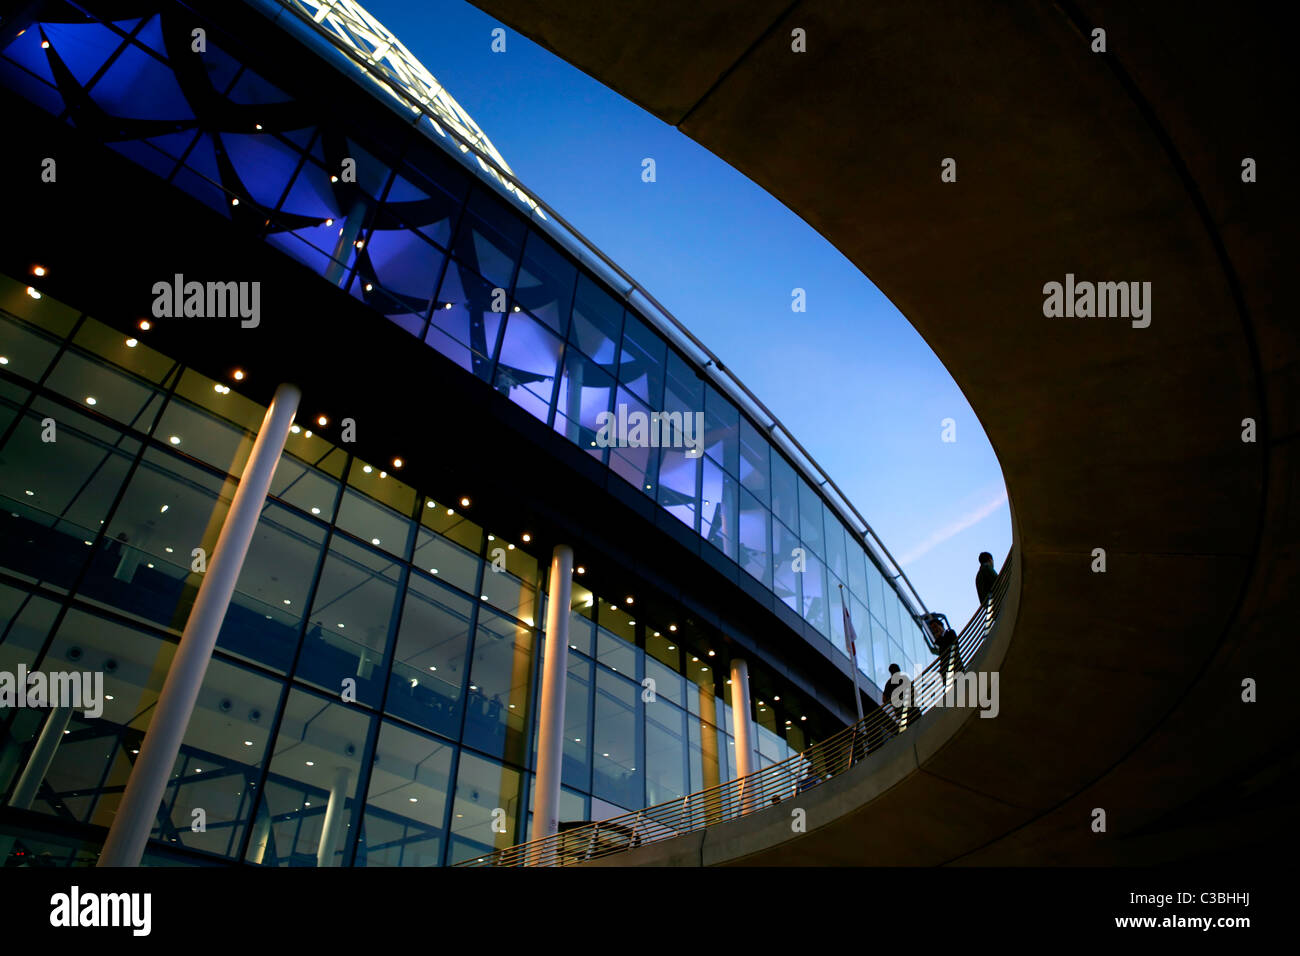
[7,705,74,810]
[98,383,300,867]
[530,544,572,860]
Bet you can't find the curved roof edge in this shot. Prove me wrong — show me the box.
[246,0,930,627]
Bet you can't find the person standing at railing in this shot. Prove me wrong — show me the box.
[976,551,998,633]
[883,663,912,731]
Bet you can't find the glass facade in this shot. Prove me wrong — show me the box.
[0,0,930,687]
[0,278,821,865]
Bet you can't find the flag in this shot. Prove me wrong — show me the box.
[839,586,865,724]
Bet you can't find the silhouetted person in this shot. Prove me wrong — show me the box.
[926,614,962,679]
[883,663,913,730]
[976,552,998,607]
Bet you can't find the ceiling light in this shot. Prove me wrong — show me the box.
[26,287,41,299]
[306,761,314,766]
[32,265,46,276]
[707,650,715,657]
[160,505,168,513]
[311,507,320,515]
[125,338,138,348]
[244,740,253,746]
[168,436,180,445]
[231,198,239,206]
[354,239,364,249]
[371,538,380,545]
[576,566,585,575]
[0,357,8,365]
[459,497,470,507]
[291,425,301,433]
[317,415,328,427]
[429,568,438,574]
[669,625,677,632]
[363,465,372,474]
[233,369,244,381]
[773,695,780,701]
[364,283,373,292]
[337,623,345,628]
[444,302,452,310]
[85,397,96,405]
[392,458,403,468]
[138,319,151,330]
[325,218,334,226]
[446,508,454,516]
[625,596,633,604]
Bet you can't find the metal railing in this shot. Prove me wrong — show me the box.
[457,550,1014,866]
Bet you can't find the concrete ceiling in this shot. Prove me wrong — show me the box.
[468,0,1297,863]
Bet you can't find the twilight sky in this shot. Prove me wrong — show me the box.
[364,0,1013,633]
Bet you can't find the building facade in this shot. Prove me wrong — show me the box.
[0,0,930,866]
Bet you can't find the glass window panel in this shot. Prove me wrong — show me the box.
[299,536,402,707]
[566,604,594,657]
[218,502,327,674]
[386,571,473,739]
[738,418,770,506]
[358,721,453,867]
[513,230,576,335]
[411,527,480,597]
[450,188,525,288]
[418,500,483,555]
[595,625,636,677]
[568,274,622,364]
[703,385,740,477]
[738,490,772,588]
[798,477,826,558]
[250,688,372,866]
[553,346,614,455]
[769,451,798,529]
[870,613,891,689]
[847,540,868,600]
[644,656,684,707]
[825,515,848,582]
[0,275,80,338]
[427,262,505,382]
[617,314,666,406]
[44,349,166,432]
[867,555,888,617]
[152,658,283,860]
[447,752,523,864]
[153,394,256,477]
[493,310,562,423]
[0,312,62,383]
[701,456,738,560]
[664,350,702,414]
[336,487,413,559]
[607,387,657,497]
[851,595,873,677]
[94,447,234,634]
[269,450,340,521]
[592,669,643,811]
[657,448,698,531]
[802,551,829,637]
[463,607,534,766]
[355,227,443,321]
[0,408,139,594]
[70,317,173,384]
[561,652,593,792]
[480,540,540,624]
[772,518,801,614]
[645,701,688,805]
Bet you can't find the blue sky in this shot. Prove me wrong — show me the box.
[364,0,1012,634]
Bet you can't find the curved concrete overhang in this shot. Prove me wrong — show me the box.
[469,0,1297,863]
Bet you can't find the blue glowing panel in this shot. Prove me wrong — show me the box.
[363,229,443,303]
[495,312,561,423]
[267,230,335,278]
[276,158,335,220]
[132,14,167,58]
[3,27,58,85]
[43,21,127,87]
[88,41,194,120]
[107,138,177,180]
[223,132,302,208]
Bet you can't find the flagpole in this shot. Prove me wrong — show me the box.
[840,584,865,725]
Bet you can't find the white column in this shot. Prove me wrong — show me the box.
[98,383,300,867]
[730,657,756,811]
[315,765,351,868]
[530,545,572,858]
[7,705,74,810]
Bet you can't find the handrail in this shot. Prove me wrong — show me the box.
[456,549,1014,866]
[252,0,932,625]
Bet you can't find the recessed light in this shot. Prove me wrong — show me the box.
[138,320,151,330]
[85,397,96,405]
[233,369,244,381]
[392,458,403,468]
[669,625,677,632]
[460,497,470,507]
[521,533,530,542]
[26,287,41,299]
[311,507,320,515]
[337,623,345,628]
[244,740,253,746]
[306,761,314,766]
[125,338,138,348]
[317,415,328,427]
[364,283,373,292]
[231,198,239,206]
[0,357,8,365]
[32,265,46,276]
[576,566,585,575]
[625,596,633,604]
[291,425,301,433]
[708,650,716,657]
[409,797,418,803]
[446,508,454,516]
[363,465,372,474]
[168,436,181,445]
[371,538,381,545]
